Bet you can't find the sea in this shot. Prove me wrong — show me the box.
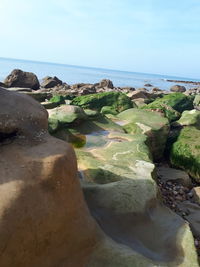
[0,57,199,90]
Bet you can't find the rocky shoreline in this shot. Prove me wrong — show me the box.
[1,69,200,266]
[167,79,200,85]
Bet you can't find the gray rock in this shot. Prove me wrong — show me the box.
[157,167,192,187]
[177,201,200,237]
[144,83,153,87]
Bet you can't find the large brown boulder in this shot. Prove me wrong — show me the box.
[41,76,62,88]
[4,69,40,90]
[0,87,99,266]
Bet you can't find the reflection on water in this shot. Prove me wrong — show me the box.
[70,130,127,149]
[70,134,86,148]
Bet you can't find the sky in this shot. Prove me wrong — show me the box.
[0,0,200,78]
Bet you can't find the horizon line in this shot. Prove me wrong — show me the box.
[0,56,199,81]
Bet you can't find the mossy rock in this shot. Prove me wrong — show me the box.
[48,117,60,133]
[71,91,133,113]
[193,95,200,107]
[84,109,100,118]
[76,133,153,184]
[117,108,169,161]
[142,93,193,121]
[41,101,58,109]
[175,109,200,127]
[49,95,65,105]
[101,106,118,115]
[22,91,49,102]
[48,105,87,133]
[50,113,124,148]
[170,126,200,182]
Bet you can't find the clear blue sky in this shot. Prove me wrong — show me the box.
[0,0,200,78]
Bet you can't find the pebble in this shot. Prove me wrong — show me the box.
[188,192,194,198]
[157,167,200,256]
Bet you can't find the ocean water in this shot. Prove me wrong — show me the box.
[0,57,199,90]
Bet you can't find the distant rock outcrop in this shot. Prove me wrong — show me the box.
[170,85,186,92]
[4,69,40,90]
[98,79,114,89]
[41,76,62,88]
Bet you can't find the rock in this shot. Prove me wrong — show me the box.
[192,187,200,205]
[127,90,148,100]
[73,117,198,266]
[70,83,96,95]
[151,87,162,92]
[98,79,114,89]
[71,91,133,113]
[0,82,7,87]
[41,101,58,109]
[0,87,48,138]
[77,133,153,184]
[157,167,192,187]
[101,106,118,115]
[117,108,169,161]
[144,83,153,87]
[21,91,50,102]
[7,87,32,92]
[170,85,186,93]
[143,93,193,122]
[137,87,148,91]
[49,95,66,106]
[71,83,91,90]
[41,76,62,88]
[133,98,147,107]
[121,86,135,91]
[79,85,96,95]
[1,86,199,267]
[193,95,200,108]
[48,105,88,133]
[176,109,200,127]
[177,201,200,237]
[0,87,102,266]
[170,126,200,182]
[48,102,199,266]
[84,109,100,118]
[4,69,40,90]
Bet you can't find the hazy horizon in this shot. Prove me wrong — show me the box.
[0,0,200,79]
[1,56,199,81]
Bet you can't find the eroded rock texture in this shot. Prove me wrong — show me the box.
[0,87,99,267]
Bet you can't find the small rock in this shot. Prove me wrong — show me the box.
[170,85,186,93]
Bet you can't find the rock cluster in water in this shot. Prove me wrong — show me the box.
[1,69,200,266]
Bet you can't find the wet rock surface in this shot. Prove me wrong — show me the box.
[2,70,200,266]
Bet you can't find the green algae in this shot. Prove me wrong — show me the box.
[142,93,193,121]
[170,126,200,181]
[71,91,133,113]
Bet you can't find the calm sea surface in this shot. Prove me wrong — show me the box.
[0,57,199,90]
